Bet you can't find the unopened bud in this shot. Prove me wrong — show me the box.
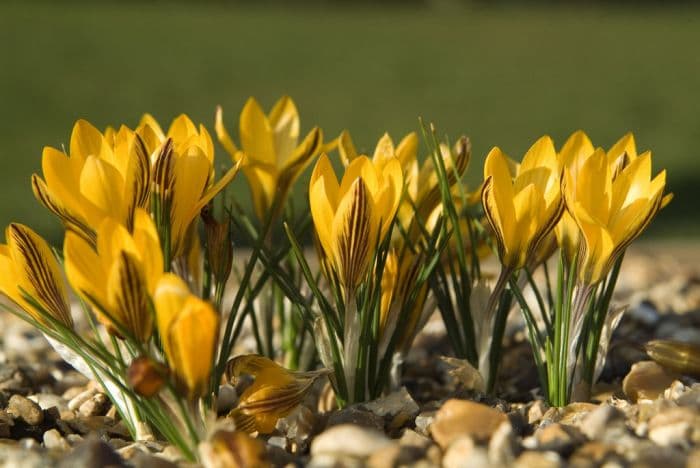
[127,356,167,397]
[202,206,233,288]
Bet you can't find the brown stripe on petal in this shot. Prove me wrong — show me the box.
[114,252,151,342]
[10,225,72,327]
[31,175,96,246]
[337,179,372,288]
[133,134,152,209]
[529,195,565,262]
[238,378,315,413]
[153,139,175,202]
[481,177,506,261]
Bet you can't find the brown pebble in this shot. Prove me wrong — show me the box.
[623,361,678,403]
[430,399,509,448]
[7,394,44,426]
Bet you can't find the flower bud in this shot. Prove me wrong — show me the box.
[202,205,233,289]
[127,356,167,397]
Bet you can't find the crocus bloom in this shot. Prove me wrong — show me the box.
[338,130,418,170]
[32,120,150,245]
[154,274,219,398]
[216,96,323,221]
[555,130,596,262]
[565,148,667,285]
[226,354,327,434]
[482,136,564,270]
[309,154,403,289]
[64,209,163,342]
[0,224,73,328]
[140,114,239,257]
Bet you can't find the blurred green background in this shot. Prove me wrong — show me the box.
[1,1,698,244]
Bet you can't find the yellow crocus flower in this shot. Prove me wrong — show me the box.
[215,96,323,221]
[482,136,564,270]
[555,130,596,262]
[140,114,239,257]
[309,153,403,289]
[400,137,474,237]
[154,274,219,399]
[338,130,418,170]
[379,249,429,354]
[0,224,73,329]
[32,120,150,245]
[565,148,667,285]
[64,209,163,342]
[226,355,327,434]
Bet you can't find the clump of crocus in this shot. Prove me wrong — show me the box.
[507,131,670,406]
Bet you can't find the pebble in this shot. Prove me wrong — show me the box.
[430,399,509,448]
[569,441,621,467]
[7,394,44,426]
[43,428,70,451]
[326,406,384,431]
[623,361,677,402]
[360,387,420,430]
[578,404,624,440]
[648,407,700,447]
[488,418,516,465]
[311,424,394,459]
[57,437,126,468]
[67,388,97,411]
[514,451,562,468]
[442,437,488,468]
[28,393,68,411]
[78,393,110,417]
[414,410,435,435]
[532,423,585,455]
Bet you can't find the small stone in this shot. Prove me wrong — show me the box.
[430,399,509,448]
[28,393,68,411]
[664,380,689,400]
[7,394,44,426]
[130,452,178,468]
[414,411,435,436]
[158,445,184,463]
[514,451,562,468]
[66,434,84,445]
[569,441,620,467]
[0,442,46,468]
[555,402,598,425]
[58,437,126,468]
[361,387,420,430]
[311,424,393,459]
[78,393,110,417]
[648,407,700,447]
[326,406,384,431]
[534,423,585,455]
[67,388,97,411]
[489,419,516,465]
[623,361,677,402]
[629,301,660,327]
[527,400,548,424]
[399,429,432,450]
[578,404,624,440]
[109,438,131,450]
[68,416,115,435]
[43,428,70,451]
[443,438,489,468]
[118,442,152,460]
[367,444,402,468]
[625,441,687,467]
